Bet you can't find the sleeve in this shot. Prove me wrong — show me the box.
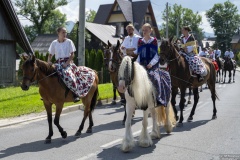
[69,40,76,53]
[149,38,159,66]
[218,50,221,57]
[133,37,140,54]
[230,52,234,58]
[48,41,55,56]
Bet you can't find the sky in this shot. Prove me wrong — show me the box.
[19,0,240,34]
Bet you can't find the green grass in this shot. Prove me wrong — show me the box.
[0,83,118,119]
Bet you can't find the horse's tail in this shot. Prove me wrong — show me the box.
[155,102,176,133]
[211,63,220,101]
[90,72,99,112]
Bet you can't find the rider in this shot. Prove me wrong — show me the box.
[136,23,171,107]
[180,26,206,82]
[214,47,221,58]
[224,48,235,67]
[48,27,94,103]
[120,23,141,58]
[198,48,208,57]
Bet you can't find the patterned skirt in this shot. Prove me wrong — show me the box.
[148,66,171,107]
[180,52,206,75]
[55,60,95,97]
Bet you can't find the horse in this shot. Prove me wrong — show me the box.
[21,55,99,143]
[216,57,224,83]
[104,40,127,124]
[159,38,218,126]
[117,56,176,152]
[223,57,236,83]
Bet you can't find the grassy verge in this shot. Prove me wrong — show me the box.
[0,83,118,119]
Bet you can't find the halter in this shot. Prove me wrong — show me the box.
[104,47,122,71]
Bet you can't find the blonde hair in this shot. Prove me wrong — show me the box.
[126,23,134,30]
[142,23,152,31]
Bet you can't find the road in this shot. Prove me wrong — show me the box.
[0,72,240,160]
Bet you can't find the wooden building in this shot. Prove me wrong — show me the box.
[0,0,33,86]
[93,0,160,39]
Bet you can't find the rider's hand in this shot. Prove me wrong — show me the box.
[62,63,68,69]
[146,64,152,69]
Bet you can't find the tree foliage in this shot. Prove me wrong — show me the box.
[86,9,96,23]
[15,0,68,34]
[160,4,204,43]
[206,0,240,52]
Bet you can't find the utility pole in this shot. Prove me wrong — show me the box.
[176,17,179,38]
[166,2,169,38]
[78,0,85,66]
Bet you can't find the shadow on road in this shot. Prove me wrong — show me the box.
[0,136,78,159]
[172,120,211,132]
[96,134,172,160]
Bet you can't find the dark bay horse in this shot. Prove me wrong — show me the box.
[104,40,127,124]
[216,57,224,83]
[160,38,218,126]
[223,57,236,83]
[21,55,99,143]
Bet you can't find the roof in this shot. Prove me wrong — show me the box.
[93,4,113,24]
[31,34,57,54]
[117,0,133,22]
[94,0,151,29]
[231,34,240,43]
[85,22,121,45]
[0,0,33,54]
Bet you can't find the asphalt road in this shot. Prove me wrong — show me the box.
[0,71,240,160]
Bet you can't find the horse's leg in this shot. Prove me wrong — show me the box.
[121,96,135,152]
[43,101,53,144]
[54,104,67,139]
[150,107,160,139]
[223,70,226,83]
[139,109,152,148]
[207,78,217,119]
[111,85,117,105]
[171,87,178,121]
[177,87,186,127]
[199,85,203,92]
[216,70,219,83]
[233,68,236,83]
[228,70,232,83]
[187,88,199,122]
[187,87,192,104]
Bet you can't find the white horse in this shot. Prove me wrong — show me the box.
[117,56,176,152]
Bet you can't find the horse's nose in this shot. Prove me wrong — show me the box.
[21,84,29,90]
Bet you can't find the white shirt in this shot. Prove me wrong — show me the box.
[224,51,234,58]
[198,51,207,57]
[214,49,221,58]
[121,34,141,55]
[137,37,159,66]
[48,38,76,60]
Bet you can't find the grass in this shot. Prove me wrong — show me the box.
[0,83,118,119]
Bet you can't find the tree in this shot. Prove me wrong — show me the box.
[15,0,68,34]
[161,4,204,43]
[86,10,96,22]
[206,0,240,53]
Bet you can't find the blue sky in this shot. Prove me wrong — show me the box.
[20,0,240,34]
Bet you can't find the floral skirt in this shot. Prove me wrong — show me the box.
[180,52,206,75]
[55,61,95,97]
[148,66,171,107]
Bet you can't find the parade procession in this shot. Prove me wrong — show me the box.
[0,0,240,160]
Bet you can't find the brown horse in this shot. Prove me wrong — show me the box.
[104,40,127,124]
[159,38,218,126]
[21,55,99,143]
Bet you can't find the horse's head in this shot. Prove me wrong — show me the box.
[159,37,175,65]
[117,56,135,93]
[21,55,38,90]
[103,40,122,72]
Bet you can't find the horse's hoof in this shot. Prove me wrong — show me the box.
[176,123,183,127]
[187,101,191,104]
[200,89,203,92]
[233,81,235,83]
[61,131,67,139]
[122,120,125,125]
[75,131,81,137]
[111,101,117,105]
[45,139,51,144]
[187,117,193,122]
[86,128,92,133]
[212,115,217,120]
[175,116,179,121]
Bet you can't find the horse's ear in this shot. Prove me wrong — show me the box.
[169,36,174,43]
[108,40,112,47]
[30,54,35,62]
[22,55,28,61]
[117,40,120,47]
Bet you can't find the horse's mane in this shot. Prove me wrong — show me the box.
[119,56,155,108]
[36,59,56,75]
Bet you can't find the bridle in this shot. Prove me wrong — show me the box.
[104,47,122,71]
[160,42,181,63]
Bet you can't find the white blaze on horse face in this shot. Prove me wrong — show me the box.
[108,49,113,72]
[118,80,126,93]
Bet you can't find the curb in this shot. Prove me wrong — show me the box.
[0,97,121,128]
